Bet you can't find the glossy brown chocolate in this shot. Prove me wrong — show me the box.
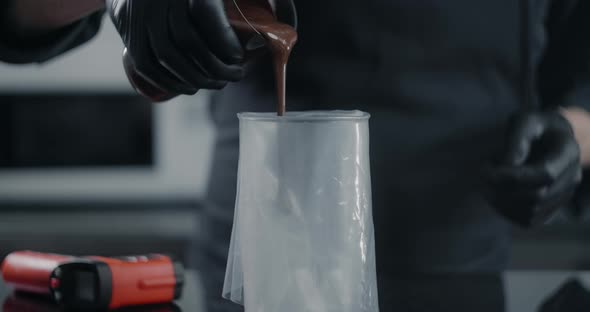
[227,0,298,116]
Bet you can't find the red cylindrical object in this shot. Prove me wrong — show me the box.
[89,255,178,309]
[1,251,183,310]
[1,251,73,295]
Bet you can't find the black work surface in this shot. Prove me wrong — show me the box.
[0,271,204,312]
[1,270,588,311]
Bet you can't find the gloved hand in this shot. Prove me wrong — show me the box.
[487,111,582,227]
[106,0,246,98]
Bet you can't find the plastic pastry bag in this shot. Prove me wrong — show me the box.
[223,111,379,312]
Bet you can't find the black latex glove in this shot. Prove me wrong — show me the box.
[106,0,245,97]
[487,111,582,227]
[539,279,590,312]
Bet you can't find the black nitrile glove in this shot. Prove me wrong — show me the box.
[539,279,590,312]
[487,111,582,227]
[106,0,246,97]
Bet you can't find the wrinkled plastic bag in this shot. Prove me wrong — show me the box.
[223,111,379,312]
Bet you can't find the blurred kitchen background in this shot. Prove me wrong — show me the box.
[1,18,590,280]
[0,22,211,268]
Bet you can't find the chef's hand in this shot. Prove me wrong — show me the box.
[106,0,245,97]
[487,111,582,227]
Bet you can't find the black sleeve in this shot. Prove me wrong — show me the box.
[538,0,590,110]
[538,0,590,220]
[0,2,105,64]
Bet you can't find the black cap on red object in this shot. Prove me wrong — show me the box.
[51,261,112,312]
[172,261,184,300]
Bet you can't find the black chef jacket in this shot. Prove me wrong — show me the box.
[199,0,590,310]
[0,3,103,64]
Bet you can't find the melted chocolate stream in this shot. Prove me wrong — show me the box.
[227,0,298,116]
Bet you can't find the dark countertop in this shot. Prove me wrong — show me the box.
[1,270,590,312]
[0,271,205,312]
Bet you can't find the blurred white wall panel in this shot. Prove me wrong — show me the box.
[0,21,216,201]
[0,19,130,91]
[0,94,216,201]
